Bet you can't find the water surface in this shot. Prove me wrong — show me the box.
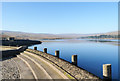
[29,39,118,79]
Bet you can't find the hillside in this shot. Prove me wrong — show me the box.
[0,30,119,40]
[1,30,87,40]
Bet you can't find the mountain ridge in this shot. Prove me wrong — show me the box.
[0,30,119,40]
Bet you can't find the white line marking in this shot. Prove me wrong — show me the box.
[24,51,69,79]
[21,53,52,79]
[17,55,38,80]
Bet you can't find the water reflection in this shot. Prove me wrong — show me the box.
[29,39,118,79]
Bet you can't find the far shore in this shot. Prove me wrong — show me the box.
[40,38,118,42]
[39,38,119,46]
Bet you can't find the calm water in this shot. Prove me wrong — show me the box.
[29,39,118,79]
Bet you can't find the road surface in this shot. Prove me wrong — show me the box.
[12,51,69,79]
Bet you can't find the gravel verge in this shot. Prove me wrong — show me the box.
[2,57,20,79]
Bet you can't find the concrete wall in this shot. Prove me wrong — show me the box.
[1,46,28,58]
[26,49,102,80]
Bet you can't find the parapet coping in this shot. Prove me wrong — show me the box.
[26,49,102,80]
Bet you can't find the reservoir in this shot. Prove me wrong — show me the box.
[29,39,118,79]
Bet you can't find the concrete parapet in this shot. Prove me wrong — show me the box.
[55,50,59,58]
[26,49,101,80]
[72,55,77,66]
[43,48,47,53]
[103,64,112,80]
[34,47,37,50]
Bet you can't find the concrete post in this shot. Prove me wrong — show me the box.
[34,47,37,50]
[103,64,112,80]
[72,55,77,66]
[44,48,47,53]
[55,50,59,58]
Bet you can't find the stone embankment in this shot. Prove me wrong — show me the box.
[26,49,102,80]
[1,39,42,46]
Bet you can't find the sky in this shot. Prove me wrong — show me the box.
[2,2,118,34]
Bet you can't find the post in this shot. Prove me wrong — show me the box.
[34,47,37,50]
[72,55,77,66]
[55,50,59,58]
[103,64,112,80]
[44,48,47,53]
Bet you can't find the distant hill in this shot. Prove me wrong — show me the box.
[0,30,87,40]
[95,31,119,36]
[0,30,119,40]
[79,31,119,39]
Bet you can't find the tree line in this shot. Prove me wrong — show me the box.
[80,35,119,39]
